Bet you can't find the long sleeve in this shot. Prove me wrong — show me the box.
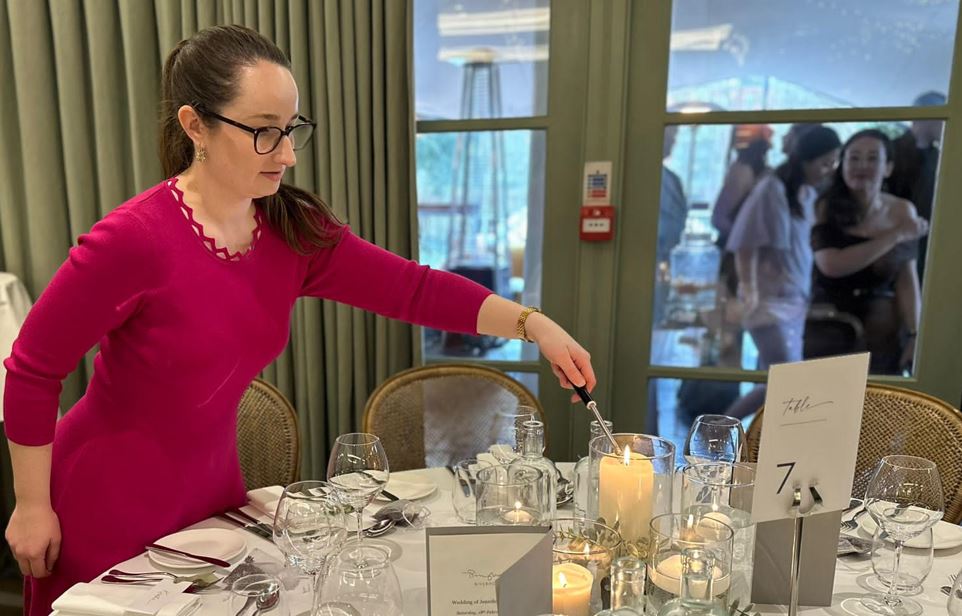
[3,207,156,446]
[300,228,492,334]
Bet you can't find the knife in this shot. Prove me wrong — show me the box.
[380,488,400,502]
[146,543,231,568]
[216,513,271,539]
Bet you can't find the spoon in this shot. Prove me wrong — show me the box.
[251,588,280,616]
[363,518,396,537]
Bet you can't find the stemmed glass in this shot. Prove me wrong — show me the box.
[684,414,745,464]
[272,481,347,585]
[317,545,403,616]
[326,433,390,563]
[859,455,943,616]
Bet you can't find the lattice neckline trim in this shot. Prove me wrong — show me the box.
[167,178,264,262]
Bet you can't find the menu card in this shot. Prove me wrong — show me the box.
[426,526,552,616]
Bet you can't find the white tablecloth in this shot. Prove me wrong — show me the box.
[75,466,961,616]
[0,272,32,424]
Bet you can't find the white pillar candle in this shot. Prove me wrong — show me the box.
[552,563,593,616]
[598,447,654,543]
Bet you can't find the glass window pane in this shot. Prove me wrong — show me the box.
[648,378,755,465]
[668,0,958,110]
[417,130,545,361]
[414,0,550,120]
[651,120,942,376]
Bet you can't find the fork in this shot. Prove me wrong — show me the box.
[840,507,868,532]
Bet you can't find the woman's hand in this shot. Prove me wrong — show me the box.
[525,313,597,402]
[6,502,61,578]
[737,282,760,316]
[899,336,917,374]
[895,215,929,243]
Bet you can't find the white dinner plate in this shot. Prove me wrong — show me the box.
[374,478,437,502]
[859,515,962,550]
[147,528,247,570]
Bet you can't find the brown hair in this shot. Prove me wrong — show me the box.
[159,25,341,254]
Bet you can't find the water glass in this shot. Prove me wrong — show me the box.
[680,462,756,606]
[451,457,493,524]
[645,513,734,615]
[229,574,287,616]
[475,463,549,526]
[870,526,933,594]
[684,415,745,464]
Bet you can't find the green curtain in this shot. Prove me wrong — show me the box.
[0,0,417,478]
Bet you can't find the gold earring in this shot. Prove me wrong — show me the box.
[195,146,208,163]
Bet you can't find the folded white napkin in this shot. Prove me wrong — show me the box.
[51,582,198,616]
[247,485,283,518]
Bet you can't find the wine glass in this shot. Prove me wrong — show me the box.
[948,564,962,616]
[683,414,745,464]
[859,455,943,616]
[326,433,390,562]
[316,545,403,616]
[490,405,536,463]
[272,481,347,578]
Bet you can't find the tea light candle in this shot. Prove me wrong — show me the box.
[552,563,593,616]
[649,554,730,597]
[502,501,535,524]
[598,447,654,543]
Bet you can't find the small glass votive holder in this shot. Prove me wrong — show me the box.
[645,513,734,615]
[870,525,934,594]
[680,462,755,606]
[476,464,548,526]
[587,433,675,558]
[451,457,494,524]
[551,518,622,614]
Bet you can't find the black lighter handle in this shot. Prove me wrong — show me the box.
[573,385,593,407]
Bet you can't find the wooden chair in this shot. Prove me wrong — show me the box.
[236,378,301,490]
[746,384,962,523]
[362,363,545,471]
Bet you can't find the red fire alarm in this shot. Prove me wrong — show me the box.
[579,206,615,241]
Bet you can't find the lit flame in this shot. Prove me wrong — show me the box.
[623,446,631,466]
[558,572,568,588]
[583,543,591,559]
[514,500,523,511]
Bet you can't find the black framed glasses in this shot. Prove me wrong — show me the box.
[201,109,316,154]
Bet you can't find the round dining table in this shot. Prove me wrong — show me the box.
[75,465,961,616]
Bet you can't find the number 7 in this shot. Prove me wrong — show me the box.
[776,462,796,494]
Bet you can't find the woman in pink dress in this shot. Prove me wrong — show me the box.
[3,25,596,615]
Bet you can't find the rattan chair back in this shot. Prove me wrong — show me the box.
[237,378,301,490]
[362,363,545,471]
[746,384,962,523]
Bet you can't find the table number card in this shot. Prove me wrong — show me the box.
[750,353,868,607]
[752,352,869,524]
[425,526,552,616]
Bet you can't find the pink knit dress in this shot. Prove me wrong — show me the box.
[3,178,492,615]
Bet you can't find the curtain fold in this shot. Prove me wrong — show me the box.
[0,0,416,477]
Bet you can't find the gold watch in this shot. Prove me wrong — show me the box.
[516,306,541,342]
